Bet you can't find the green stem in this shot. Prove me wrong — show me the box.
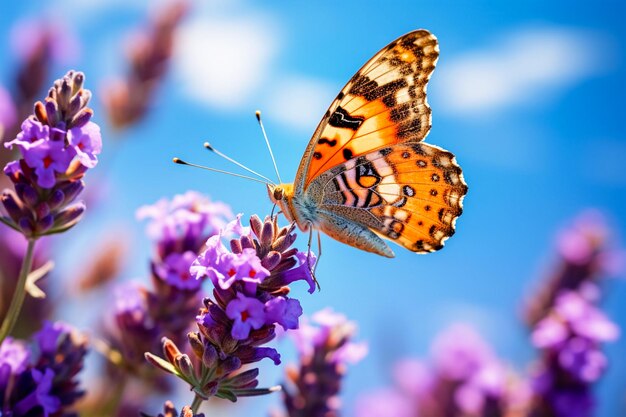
[0,239,36,344]
[191,393,204,414]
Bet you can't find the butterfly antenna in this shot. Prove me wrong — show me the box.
[203,142,274,184]
[256,110,283,184]
[172,158,270,185]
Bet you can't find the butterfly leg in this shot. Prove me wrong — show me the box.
[306,226,321,291]
[314,230,322,276]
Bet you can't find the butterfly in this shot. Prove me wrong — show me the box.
[266,30,467,257]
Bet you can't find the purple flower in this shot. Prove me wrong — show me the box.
[455,362,507,414]
[226,293,266,339]
[555,291,619,342]
[155,251,200,290]
[137,191,232,246]
[0,337,30,374]
[355,388,414,417]
[392,359,432,397]
[67,121,102,168]
[279,309,366,417]
[265,297,302,331]
[0,321,87,417]
[5,118,49,152]
[21,138,74,188]
[431,323,494,380]
[33,321,70,355]
[194,245,270,292]
[355,324,526,417]
[101,0,188,128]
[31,368,61,416]
[525,211,624,326]
[146,215,313,404]
[558,337,607,382]
[526,213,621,417]
[10,19,78,64]
[532,315,569,348]
[532,291,619,350]
[0,86,16,131]
[276,251,317,294]
[1,71,100,238]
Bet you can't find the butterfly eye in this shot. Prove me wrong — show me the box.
[273,187,285,201]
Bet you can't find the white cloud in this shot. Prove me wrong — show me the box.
[434,26,613,115]
[263,76,336,132]
[174,14,279,110]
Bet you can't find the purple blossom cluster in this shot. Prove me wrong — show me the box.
[275,309,367,417]
[146,214,315,405]
[355,324,529,417]
[102,0,188,129]
[354,212,621,417]
[0,321,87,417]
[1,70,101,238]
[526,212,621,417]
[525,211,623,326]
[530,291,619,417]
[107,191,232,369]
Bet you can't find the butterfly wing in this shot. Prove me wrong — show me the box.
[294,30,440,191]
[312,143,467,254]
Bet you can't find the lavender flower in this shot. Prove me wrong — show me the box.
[2,70,101,238]
[355,324,530,417]
[0,321,87,417]
[525,211,623,326]
[2,19,79,163]
[92,192,231,417]
[139,191,232,340]
[102,0,188,128]
[146,214,315,406]
[529,291,619,417]
[524,212,622,417]
[275,309,367,417]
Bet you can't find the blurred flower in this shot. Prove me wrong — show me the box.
[140,400,205,417]
[0,321,87,417]
[140,192,233,341]
[524,211,621,417]
[76,234,128,292]
[137,190,232,262]
[89,192,230,415]
[355,324,530,417]
[2,70,101,238]
[525,211,624,326]
[2,19,79,151]
[102,0,189,129]
[110,284,160,370]
[275,309,367,417]
[146,214,315,403]
[431,323,494,381]
[528,290,619,417]
[0,86,17,141]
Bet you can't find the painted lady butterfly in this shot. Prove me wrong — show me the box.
[267,30,468,257]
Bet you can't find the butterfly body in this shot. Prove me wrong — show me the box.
[270,30,468,257]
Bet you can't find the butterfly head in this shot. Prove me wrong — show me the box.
[267,183,296,222]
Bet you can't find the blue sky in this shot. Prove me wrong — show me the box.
[1,0,625,416]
